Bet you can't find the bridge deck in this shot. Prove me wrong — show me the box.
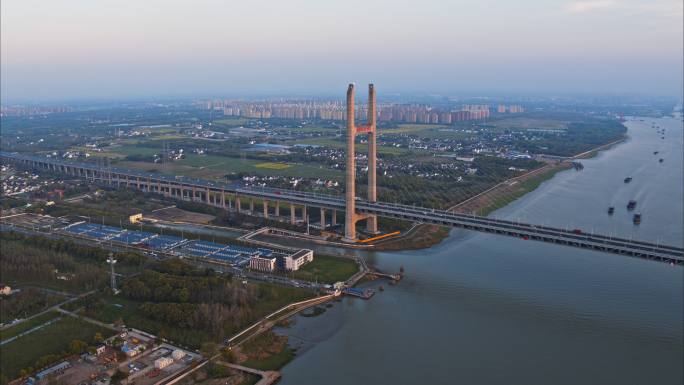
[2,151,682,265]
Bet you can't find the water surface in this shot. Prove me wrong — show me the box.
[277,116,684,385]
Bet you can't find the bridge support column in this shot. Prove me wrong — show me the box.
[345,84,357,241]
[263,200,269,219]
[249,199,254,214]
[206,187,210,204]
[320,208,326,230]
[332,210,337,226]
[302,205,307,223]
[221,190,226,208]
[275,201,280,217]
[290,204,296,224]
[236,196,241,212]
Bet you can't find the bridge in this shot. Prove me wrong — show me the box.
[1,150,682,265]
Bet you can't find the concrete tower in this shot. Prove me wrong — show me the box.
[344,83,378,241]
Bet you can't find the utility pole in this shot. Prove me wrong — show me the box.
[107,252,119,294]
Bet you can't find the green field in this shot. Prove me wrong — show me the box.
[487,117,568,131]
[289,138,411,155]
[380,124,449,134]
[212,117,252,127]
[255,162,291,170]
[79,282,314,349]
[292,255,359,284]
[0,311,60,341]
[116,152,342,180]
[0,316,113,381]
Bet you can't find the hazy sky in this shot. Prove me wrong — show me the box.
[1,0,682,102]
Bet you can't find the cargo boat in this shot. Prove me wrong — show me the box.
[607,206,615,215]
[627,200,637,210]
[624,177,632,183]
[633,213,641,225]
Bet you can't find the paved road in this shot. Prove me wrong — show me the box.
[0,289,95,332]
[0,317,62,346]
[215,361,281,385]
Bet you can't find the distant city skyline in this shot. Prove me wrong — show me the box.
[1,0,682,102]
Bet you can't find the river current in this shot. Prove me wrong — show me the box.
[276,116,684,385]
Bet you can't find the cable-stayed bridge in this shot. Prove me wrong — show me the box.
[1,150,682,265]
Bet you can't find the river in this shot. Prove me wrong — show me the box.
[275,116,684,385]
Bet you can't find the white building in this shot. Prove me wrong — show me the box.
[284,249,314,271]
[249,256,276,272]
[0,285,11,296]
[154,357,173,369]
[171,349,186,360]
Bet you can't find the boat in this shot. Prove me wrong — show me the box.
[659,158,664,163]
[653,151,659,155]
[633,213,641,225]
[624,177,632,183]
[627,200,637,210]
[607,206,615,215]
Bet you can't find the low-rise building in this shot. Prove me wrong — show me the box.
[154,357,173,369]
[249,256,276,272]
[36,361,71,380]
[0,284,11,296]
[171,349,186,360]
[284,249,314,271]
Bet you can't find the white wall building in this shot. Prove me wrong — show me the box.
[285,249,314,271]
[249,256,276,272]
[154,357,174,369]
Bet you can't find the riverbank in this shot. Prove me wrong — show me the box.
[273,116,683,385]
[373,162,571,251]
[374,135,627,251]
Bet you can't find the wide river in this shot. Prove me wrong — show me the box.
[276,116,684,385]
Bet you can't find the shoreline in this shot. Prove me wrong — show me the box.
[372,135,627,251]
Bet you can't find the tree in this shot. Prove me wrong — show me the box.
[113,316,125,328]
[220,347,236,363]
[69,339,88,354]
[200,342,219,358]
[111,369,128,384]
[94,332,104,343]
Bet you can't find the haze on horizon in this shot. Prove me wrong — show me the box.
[1,0,682,103]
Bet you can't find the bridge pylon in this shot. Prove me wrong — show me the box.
[345,83,378,241]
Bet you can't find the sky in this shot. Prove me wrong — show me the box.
[1,0,682,102]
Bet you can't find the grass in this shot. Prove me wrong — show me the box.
[0,316,113,381]
[212,118,252,127]
[242,347,295,371]
[79,283,314,349]
[380,124,448,134]
[115,152,342,180]
[480,163,571,216]
[289,137,411,155]
[254,162,291,170]
[0,311,60,341]
[291,255,359,284]
[240,332,296,371]
[487,116,568,131]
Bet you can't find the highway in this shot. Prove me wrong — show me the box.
[2,151,682,264]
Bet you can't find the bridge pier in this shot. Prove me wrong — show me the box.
[263,200,269,219]
[320,208,326,229]
[344,83,377,241]
[290,204,296,224]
